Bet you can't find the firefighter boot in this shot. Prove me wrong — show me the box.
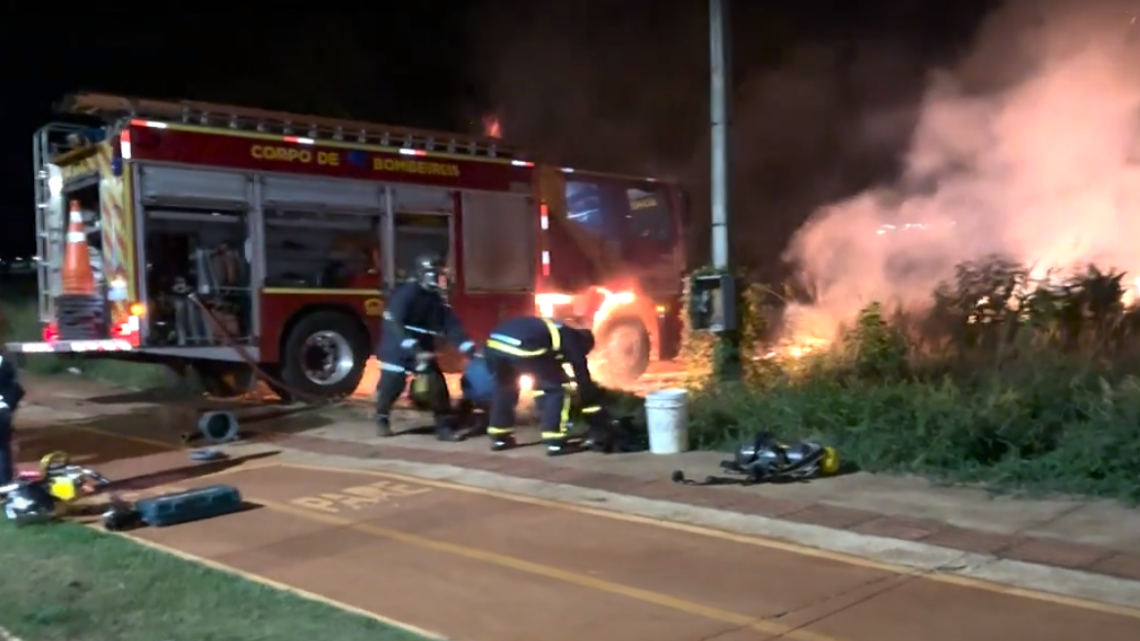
[434,414,467,442]
[487,427,517,452]
[375,414,394,438]
[541,431,573,456]
[582,425,614,453]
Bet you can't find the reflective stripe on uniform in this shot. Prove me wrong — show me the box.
[538,392,573,439]
[487,426,513,435]
[485,319,562,359]
[560,392,571,429]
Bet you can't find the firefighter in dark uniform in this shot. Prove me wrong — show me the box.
[482,316,609,455]
[0,351,26,485]
[375,254,476,440]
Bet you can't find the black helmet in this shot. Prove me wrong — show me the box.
[415,253,450,292]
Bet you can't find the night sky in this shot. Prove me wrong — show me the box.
[0,1,995,266]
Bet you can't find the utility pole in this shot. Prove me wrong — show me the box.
[709,0,741,380]
[709,0,731,272]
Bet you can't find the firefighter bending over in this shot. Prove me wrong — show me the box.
[483,316,608,455]
[375,254,475,440]
[0,351,26,485]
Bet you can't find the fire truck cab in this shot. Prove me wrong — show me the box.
[10,93,686,400]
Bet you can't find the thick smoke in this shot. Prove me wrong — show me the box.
[784,0,1140,340]
[468,2,937,278]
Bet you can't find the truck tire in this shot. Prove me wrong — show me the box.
[595,315,651,385]
[193,362,257,398]
[279,311,370,401]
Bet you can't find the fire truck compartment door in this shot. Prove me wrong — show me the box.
[461,191,534,293]
[262,176,382,211]
[140,166,249,205]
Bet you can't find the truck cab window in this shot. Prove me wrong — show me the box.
[565,180,610,237]
[626,187,672,243]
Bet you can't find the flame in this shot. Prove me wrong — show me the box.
[593,287,636,326]
[536,292,573,318]
[483,115,502,139]
[765,337,829,360]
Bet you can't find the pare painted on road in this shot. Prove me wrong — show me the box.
[288,479,433,514]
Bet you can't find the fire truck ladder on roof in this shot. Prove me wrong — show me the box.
[61,92,526,160]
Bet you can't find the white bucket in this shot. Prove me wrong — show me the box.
[644,388,690,455]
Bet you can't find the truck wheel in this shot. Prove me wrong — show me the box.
[193,362,257,398]
[595,316,651,385]
[280,311,370,401]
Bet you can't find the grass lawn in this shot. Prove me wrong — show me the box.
[0,521,434,641]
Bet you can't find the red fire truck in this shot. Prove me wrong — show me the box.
[8,93,687,399]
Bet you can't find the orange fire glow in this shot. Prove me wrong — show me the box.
[482,115,502,139]
[592,287,636,326]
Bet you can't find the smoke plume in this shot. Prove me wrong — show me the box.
[784,0,1140,339]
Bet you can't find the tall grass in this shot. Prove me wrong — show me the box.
[687,256,1140,502]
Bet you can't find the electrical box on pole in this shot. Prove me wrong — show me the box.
[688,272,737,333]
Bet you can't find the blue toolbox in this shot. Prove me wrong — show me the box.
[134,484,244,527]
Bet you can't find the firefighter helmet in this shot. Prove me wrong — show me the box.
[415,253,450,292]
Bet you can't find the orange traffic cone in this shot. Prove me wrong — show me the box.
[61,200,95,295]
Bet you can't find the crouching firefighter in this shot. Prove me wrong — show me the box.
[483,316,609,455]
[375,254,476,441]
[0,351,26,485]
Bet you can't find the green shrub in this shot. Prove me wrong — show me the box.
[683,257,1140,503]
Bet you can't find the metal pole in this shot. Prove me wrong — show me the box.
[709,0,741,381]
[709,0,731,270]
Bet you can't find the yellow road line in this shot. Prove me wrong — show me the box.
[278,462,1140,620]
[256,496,847,641]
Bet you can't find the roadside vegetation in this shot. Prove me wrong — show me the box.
[680,257,1140,503]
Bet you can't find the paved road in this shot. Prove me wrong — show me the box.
[120,461,1140,641]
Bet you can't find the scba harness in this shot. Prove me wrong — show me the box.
[673,431,841,486]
